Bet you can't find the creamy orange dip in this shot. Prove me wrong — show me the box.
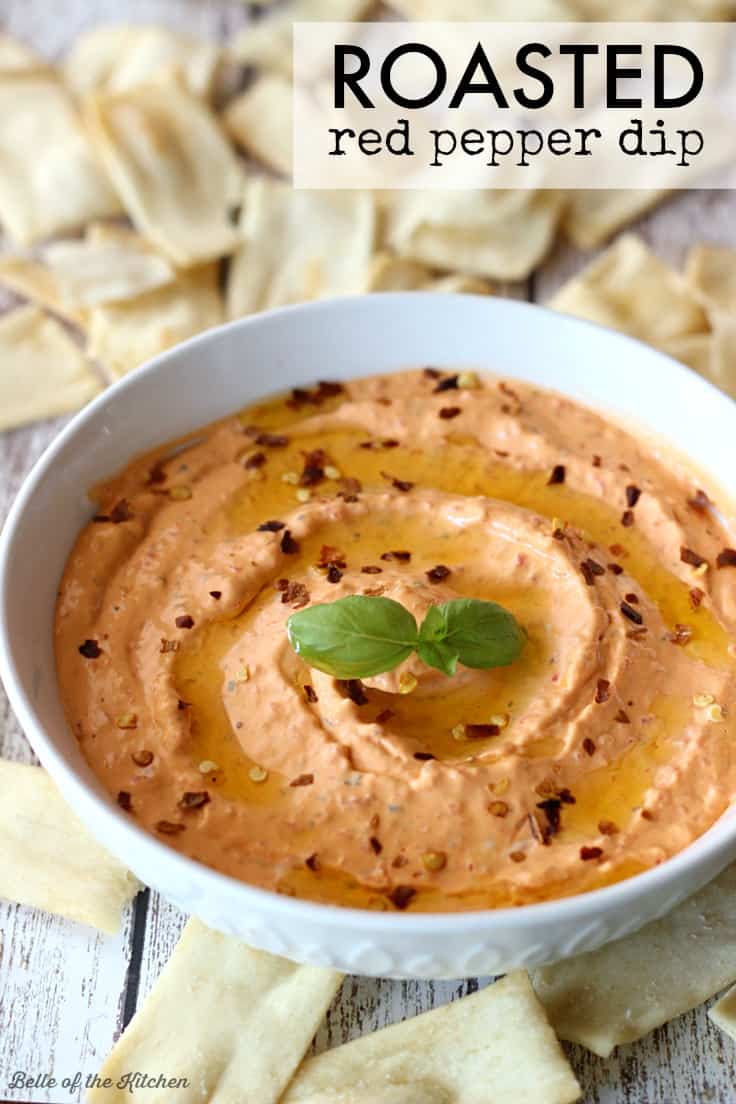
[55,370,736,912]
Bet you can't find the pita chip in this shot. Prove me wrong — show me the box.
[88,264,223,379]
[223,73,292,176]
[709,983,736,1042]
[227,179,375,317]
[0,254,85,325]
[64,24,220,100]
[285,973,579,1104]
[563,190,670,250]
[386,190,563,282]
[685,243,736,317]
[85,81,243,266]
[532,862,736,1057]
[0,306,101,429]
[88,918,342,1104]
[44,233,175,308]
[0,70,120,245]
[548,234,708,346]
[0,760,139,931]
[231,0,375,77]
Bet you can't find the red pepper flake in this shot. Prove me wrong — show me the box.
[610,543,627,557]
[392,854,408,868]
[621,509,635,528]
[177,699,190,710]
[433,374,459,393]
[426,565,451,583]
[156,820,185,835]
[687,489,711,512]
[668,623,693,646]
[580,561,595,586]
[244,451,266,470]
[300,448,328,486]
[413,751,436,761]
[287,387,315,409]
[690,587,705,609]
[275,578,289,591]
[595,678,611,704]
[289,773,314,787]
[717,548,736,568]
[369,836,383,854]
[558,787,576,805]
[179,791,210,810]
[245,429,289,448]
[363,585,386,596]
[620,601,643,625]
[592,455,602,468]
[338,679,369,706]
[305,853,320,872]
[317,380,344,399]
[280,581,310,608]
[376,709,395,724]
[160,639,179,653]
[424,367,442,379]
[608,562,624,575]
[641,809,655,821]
[117,791,132,811]
[625,485,641,508]
[175,615,194,629]
[258,519,285,532]
[326,564,343,584]
[583,737,596,755]
[209,590,222,600]
[381,550,411,562]
[552,527,565,541]
[465,723,501,739]
[548,464,566,485]
[147,461,167,485]
[361,565,382,574]
[580,845,603,861]
[624,592,639,604]
[535,798,562,842]
[97,499,134,523]
[303,684,318,704]
[509,850,527,863]
[389,885,416,910]
[438,406,461,420]
[132,749,154,767]
[382,439,400,449]
[79,638,102,659]
[338,477,362,502]
[615,709,630,724]
[318,545,347,569]
[598,819,619,835]
[382,472,414,492]
[280,530,300,555]
[681,546,707,568]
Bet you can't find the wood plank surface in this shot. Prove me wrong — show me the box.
[0,3,735,1101]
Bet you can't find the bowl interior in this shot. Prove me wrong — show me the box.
[3,291,736,936]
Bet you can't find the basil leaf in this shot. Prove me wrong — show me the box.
[415,636,458,677]
[420,598,525,669]
[287,595,418,679]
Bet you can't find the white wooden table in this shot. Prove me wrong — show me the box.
[2,3,736,1101]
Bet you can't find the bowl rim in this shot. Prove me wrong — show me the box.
[2,290,736,935]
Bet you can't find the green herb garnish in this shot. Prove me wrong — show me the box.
[287,594,524,679]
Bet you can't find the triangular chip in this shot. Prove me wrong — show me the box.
[685,243,736,317]
[0,69,120,244]
[231,0,375,77]
[0,306,101,429]
[88,264,223,378]
[0,760,139,931]
[532,862,736,1057]
[563,190,670,250]
[64,24,221,100]
[0,255,85,325]
[709,982,736,1042]
[44,233,175,308]
[386,190,563,281]
[84,81,243,267]
[227,179,375,317]
[548,234,707,346]
[88,918,342,1104]
[223,73,292,176]
[284,972,580,1104]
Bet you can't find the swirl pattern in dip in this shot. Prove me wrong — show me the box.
[55,370,736,911]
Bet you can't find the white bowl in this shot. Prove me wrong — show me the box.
[2,293,736,980]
